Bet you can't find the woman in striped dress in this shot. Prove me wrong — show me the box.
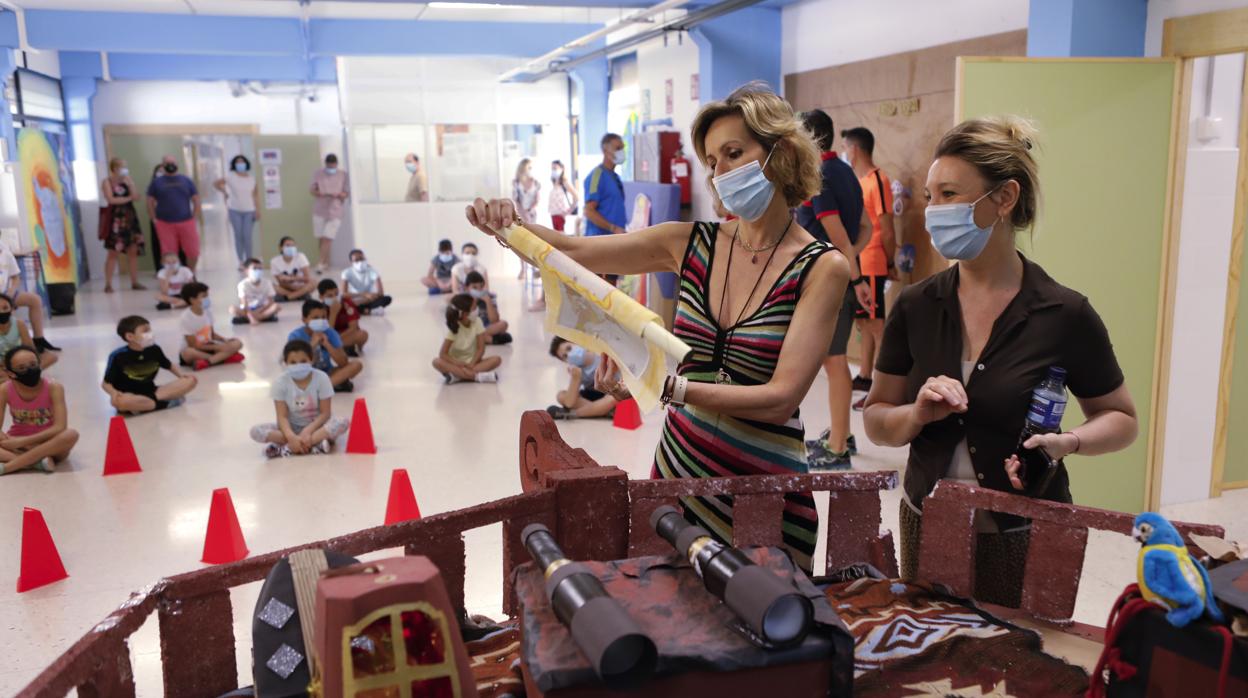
[467,83,850,571]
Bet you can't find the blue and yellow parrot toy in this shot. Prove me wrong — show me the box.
[1132,512,1225,627]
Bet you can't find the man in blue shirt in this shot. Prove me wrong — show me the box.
[797,109,873,471]
[146,155,202,272]
[287,300,362,392]
[583,133,628,284]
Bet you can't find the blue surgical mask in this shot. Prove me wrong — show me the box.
[286,363,314,380]
[234,162,248,173]
[325,167,338,175]
[567,345,586,367]
[712,146,777,222]
[282,245,297,258]
[612,148,627,166]
[405,162,418,173]
[468,288,485,299]
[201,297,212,311]
[924,188,999,261]
[308,318,330,332]
[438,253,453,263]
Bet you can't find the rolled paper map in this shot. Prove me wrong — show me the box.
[650,505,814,647]
[500,224,691,411]
[521,523,657,688]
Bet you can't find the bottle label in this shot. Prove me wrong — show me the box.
[1027,395,1066,431]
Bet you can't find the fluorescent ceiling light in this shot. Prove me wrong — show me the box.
[428,2,528,8]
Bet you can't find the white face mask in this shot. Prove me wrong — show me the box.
[612,148,627,166]
[138,332,155,349]
[462,253,477,266]
[352,260,368,273]
[248,268,263,281]
[118,167,130,177]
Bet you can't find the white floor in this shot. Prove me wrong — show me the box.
[1,218,1246,694]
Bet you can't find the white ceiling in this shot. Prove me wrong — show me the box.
[7,1,636,24]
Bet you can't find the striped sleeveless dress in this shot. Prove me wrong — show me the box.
[652,221,833,572]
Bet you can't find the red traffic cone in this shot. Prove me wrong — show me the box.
[613,398,643,431]
[345,398,377,454]
[102,415,142,475]
[384,469,422,525]
[16,507,68,592]
[201,488,249,564]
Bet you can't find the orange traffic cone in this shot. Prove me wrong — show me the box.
[16,507,68,592]
[201,488,249,564]
[384,469,422,525]
[345,398,376,454]
[102,415,142,475]
[613,398,643,430]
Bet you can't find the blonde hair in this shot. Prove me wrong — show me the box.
[108,157,125,173]
[935,116,1040,230]
[691,82,821,208]
[513,157,532,184]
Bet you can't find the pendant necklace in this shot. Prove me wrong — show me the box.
[715,219,793,385]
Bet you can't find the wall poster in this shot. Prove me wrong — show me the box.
[17,128,86,285]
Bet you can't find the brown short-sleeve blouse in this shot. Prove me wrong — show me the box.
[875,254,1125,510]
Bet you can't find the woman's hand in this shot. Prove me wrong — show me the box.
[913,375,968,425]
[1004,455,1026,490]
[466,198,518,237]
[595,355,632,401]
[1003,432,1078,490]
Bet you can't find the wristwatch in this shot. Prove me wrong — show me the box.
[660,375,688,407]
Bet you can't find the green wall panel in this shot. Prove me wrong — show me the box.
[1222,237,1248,485]
[252,134,322,262]
[106,133,186,272]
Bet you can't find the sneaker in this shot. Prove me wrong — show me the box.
[475,371,498,383]
[30,458,54,474]
[379,295,393,308]
[231,316,249,325]
[442,372,462,385]
[164,397,186,410]
[852,375,873,392]
[370,307,385,317]
[224,353,245,365]
[262,315,279,323]
[264,443,291,459]
[33,336,61,352]
[852,395,866,412]
[346,346,359,358]
[310,439,331,455]
[806,428,858,456]
[547,405,577,420]
[334,380,354,393]
[193,359,211,371]
[428,287,443,296]
[156,302,172,311]
[315,262,329,275]
[808,448,853,471]
[492,332,513,346]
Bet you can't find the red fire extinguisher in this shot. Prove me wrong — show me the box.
[670,153,692,205]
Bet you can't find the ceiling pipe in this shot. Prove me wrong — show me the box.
[504,0,765,83]
[498,0,689,83]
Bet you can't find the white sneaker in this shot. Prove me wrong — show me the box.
[475,371,498,383]
[370,307,385,317]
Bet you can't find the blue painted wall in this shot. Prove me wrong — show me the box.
[1028,0,1146,57]
[571,57,609,166]
[690,6,782,102]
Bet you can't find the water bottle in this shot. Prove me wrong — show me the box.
[1016,366,1067,494]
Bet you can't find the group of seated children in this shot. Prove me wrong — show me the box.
[546,337,617,420]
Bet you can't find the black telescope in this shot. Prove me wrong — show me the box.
[650,505,813,647]
[521,524,657,688]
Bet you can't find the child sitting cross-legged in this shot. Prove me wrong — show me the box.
[342,248,393,313]
[249,339,351,458]
[546,337,617,420]
[231,258,280,325]
[0,293,56,379]
[433,293,499,384]
[178,281,245,370]
[317,278,368,357]
[0,346,78,474]
[464,271,511,345]
[288,300,363,392]
[103,315,198,414]
[155,252,195,310]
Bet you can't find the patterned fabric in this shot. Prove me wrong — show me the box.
[826,577,1089,696]
[465,626,524,698]
[104,182,145,254]
[652,221,833,572]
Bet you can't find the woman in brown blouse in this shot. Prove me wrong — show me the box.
[863,117,1139,605]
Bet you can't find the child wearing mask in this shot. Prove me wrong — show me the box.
[271,236,315,302]
[232,258,281,324]
[317,278,368,356]
[178,282,245,370]
[341,248,393,313]
[463,271,510,345]
[0,293,57,378]
[451,242,488,293]
[0,346,78,474]
[421,239,458,295]
[287,300,362,392]
[103,315,198,414]
[155,251,195,310]
[546,337,616,420]
[433,293,500,384]
[250,340,351,458]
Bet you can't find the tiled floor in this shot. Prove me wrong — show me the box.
[1,218,1245,694]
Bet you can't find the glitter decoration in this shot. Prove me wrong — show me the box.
[267,643,304,679]
[351,635,376,654]
[258,598,295,629]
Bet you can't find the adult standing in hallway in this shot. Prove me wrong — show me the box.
[215,154,260,271]
[404,153,428,202]
[582,133,628,285]
[842,127,895,408]
[146,155,201,273]
[310,154,350,274]
[548,159,578,233]
[797,109,872,470]
[100,157,146,294]
[512,158,541,225]
[864,116,1138,606]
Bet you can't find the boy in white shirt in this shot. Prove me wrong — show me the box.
[0,242,58,352]
[451,242,489,293]
[156,251,195,310]
[270,236,315,302]
[341,248,392,314]
[178,282,244,371]
[231,258,280,325]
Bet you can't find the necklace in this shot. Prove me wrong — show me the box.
[714,219,793,384]
[735,220,788,263]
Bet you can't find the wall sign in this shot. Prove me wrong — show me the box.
[665,78,674,115]
[259,148,282,166]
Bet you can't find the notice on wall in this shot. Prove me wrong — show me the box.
[264,186,282,210]
[690,73,699,101]
[259,148,282,166]
[665,78,673,115]
[262,165,282,210]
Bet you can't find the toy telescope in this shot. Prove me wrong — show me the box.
[521,524,657,688]
[650,505,814,647]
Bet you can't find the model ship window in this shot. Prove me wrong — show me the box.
[344,602,461,697]
[401,609,446,665]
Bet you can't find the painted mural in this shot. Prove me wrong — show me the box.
[18,128,85,285]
